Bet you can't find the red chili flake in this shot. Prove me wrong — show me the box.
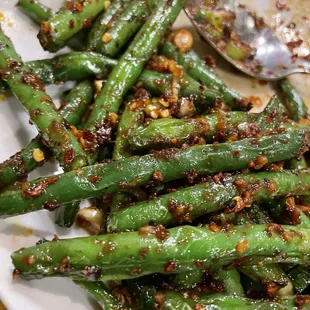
[264,281,278,297]
[150,147,181,160]
[80,130,97,153]
[64,149,74,166]
[248,95,262,108]
[254,16,266,30]
[168,199,193,224]
[41,22,50,34]
[69,19,74,28]
[164,260,176,272]
[195,260,205,268]
[59,256,70,273]
[152,171,164,184]
[208,222,221,232]
[212,172,225,184]
[22,176,59,199]
[22,71,45,91]
[204,55,216,67]
[189,294,200,302]
[82,129,96,142]
[43,200,60,211]
[102,241,116,253]
[238,123,260,139]
[22,254,36,266]
[7,59,19,68]
[287,39,303,50]
[139,247,149,259]
[12,269,21,280]
[138,225,170,241]
[64,0,74,11]
[30,109,43,120]
[88,176,99,183]
[52,234,59,242]
[83,18,92,29]
[74,3,83,11]
[130,267,141,275]
[266,223,292,242]
[263,178,277,192]
[285,197,301,225]
[154,292,165,309]
[184,169,198,184]
[40,97,48,103]
[0,69,10,80]
[295,294,310,309]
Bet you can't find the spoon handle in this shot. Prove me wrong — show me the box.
[295,59,310,75]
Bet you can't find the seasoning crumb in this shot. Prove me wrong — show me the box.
[104,0,111,10]
[102,33,112,43]
[236,240,249,254]
[33,148,45,162]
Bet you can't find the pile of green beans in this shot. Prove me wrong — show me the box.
[0,0,309,309]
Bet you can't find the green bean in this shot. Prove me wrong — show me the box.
[55,80,95,228]
[0,52,221,109]
[110,192,133,213]
[112,102,144,160]
[11,224,310,281]
[128,111,251,151]
[86,0,130,51]
[0,52,116,95]
[0,80,93,189]
[37,0,108,51]
[18,0,88,51]
[172,255,244,295]
[288,266,310,293]
[217,269,244,296]
[280,79,308,122]
[171,270,203,290]
[0,29,88,171]
[59,80,94,126]
[234,205,292,296]
[155,291,310,309]
[75,281,125,309]
[96,0,147,57]
[27,52,117,84]
[18,0,54,23]
[127,279,156,310]
[108,168,310,232]
[253,95,285,131]
[0,137,50,189]
[0,130,307,218]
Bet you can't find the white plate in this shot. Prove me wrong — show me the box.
[0,0,309,309]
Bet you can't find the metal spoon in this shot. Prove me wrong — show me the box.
[184,0,310,81]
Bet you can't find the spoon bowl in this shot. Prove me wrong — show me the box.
[184,0,310,81]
